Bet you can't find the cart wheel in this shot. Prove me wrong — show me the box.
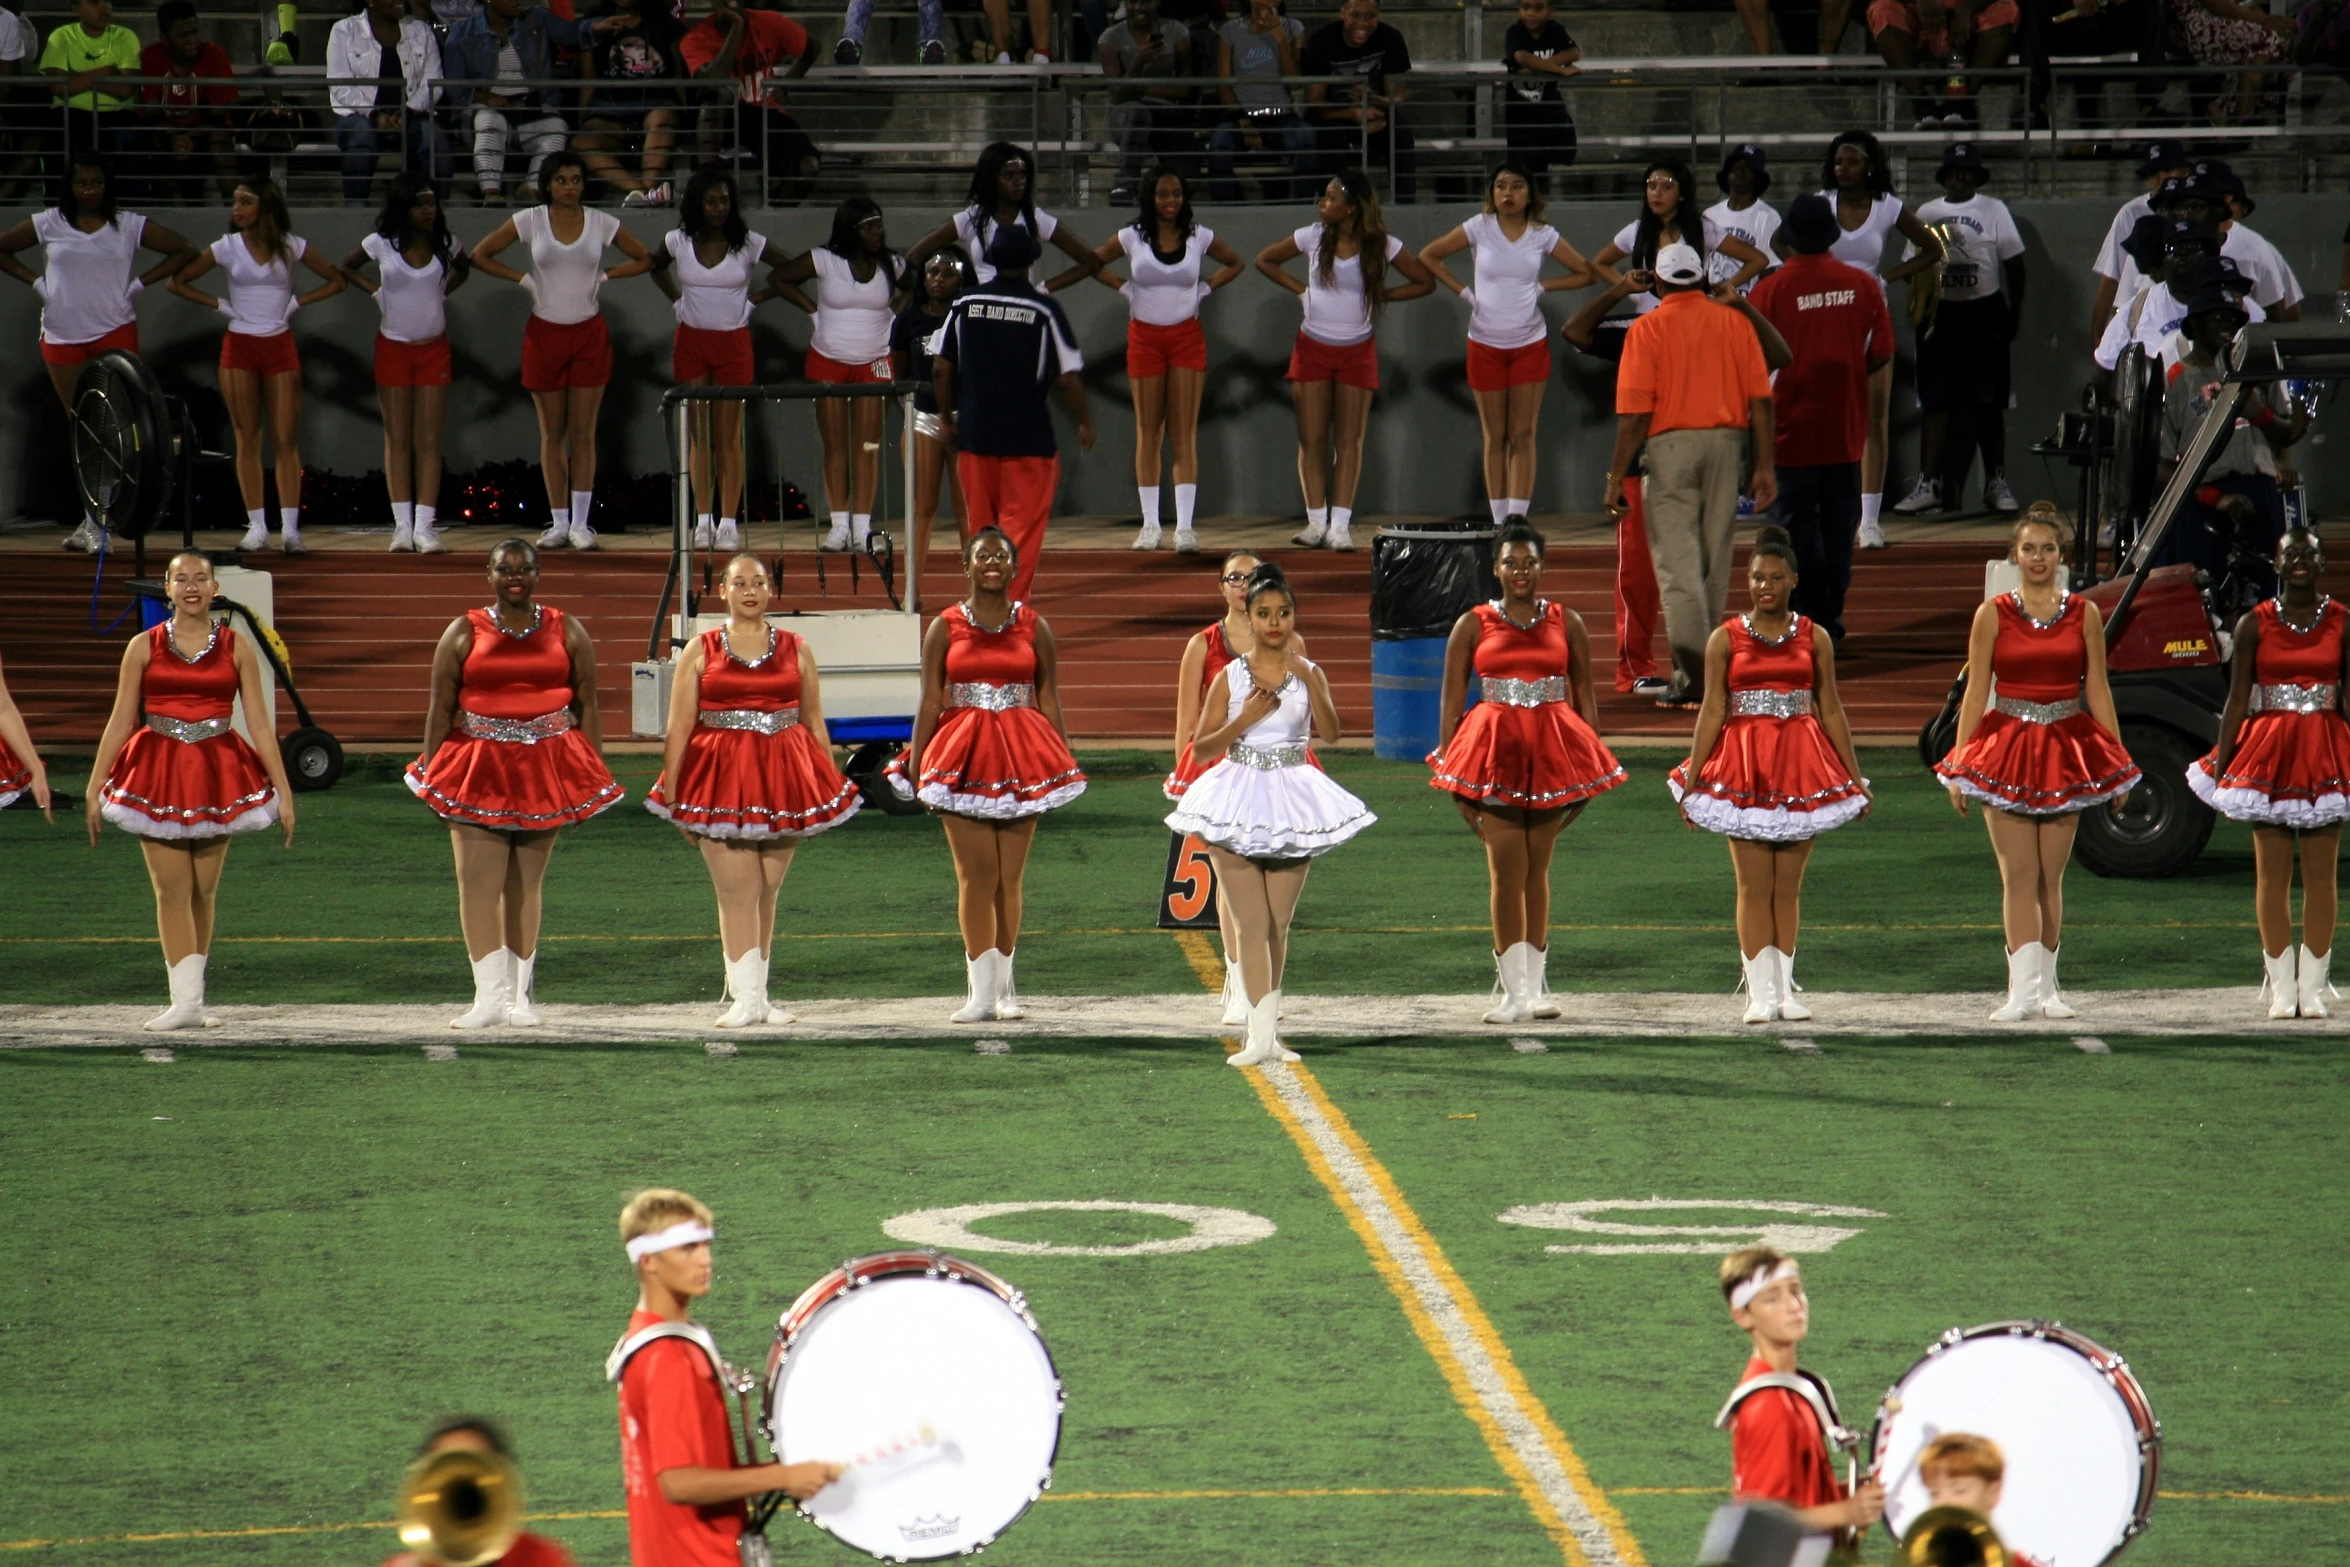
[284,726,344,793]
[2074,725,2214,879]
[846,740,925,818]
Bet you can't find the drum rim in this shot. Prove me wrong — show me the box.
[1868,1318,2160,1565]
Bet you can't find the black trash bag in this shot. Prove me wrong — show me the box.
[1369,529,1496,642]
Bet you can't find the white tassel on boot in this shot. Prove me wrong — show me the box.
[1220,959,1246,1026]
[1229,989,1280,1066]
[145,954,216,1032]
[1771,948,1812,1022]
[761,949,795,1025]
[1740,949,1779,1024]
[992,948,1026,1020]
[2038,945,2078,1019]
[715,950,767,1028]
[1526,945,1561,1019]
[950,950,997,1023]
[451,949,511,1030]
[2298,944,2334,1018]
[1989,942,2043,1022]
[505,950,542,1026]
[1484,945,1533,1024]
[2262,947,2299,1019]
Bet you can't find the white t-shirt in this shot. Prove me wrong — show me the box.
[211,232,306,337]
[33,209,145,345]
[2094,280,2266,371]
[807,245,894,363]
[1820,191,1905,279]
[1117,224,1213,328]
[662,228,766,334]
[0,8,35,61]
[1702,198,1779,290]
[1460,212,1556,350]
[2107,222,2302,315]
[361,231,460,343]
[2092,192,2155,282]
[1909,194,2024,304]
[955,205,1059,286]
[1610,215,1727,314]
[1294,225,1404,347]
[515,205,619,324]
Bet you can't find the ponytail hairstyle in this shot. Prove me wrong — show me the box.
[1630,157,1703,272]
[825,195,900,293]
[375,170,461,270]
[1315,168,1390,319]
[1822,129,1893,200]
[237,178,295,267]
[1244,561,1295,613]
[1495,518,1547,560]
[1750,524,1799,573]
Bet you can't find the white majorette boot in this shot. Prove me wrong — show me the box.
[760,950,795,1025]
[1267,990,1301,1061]
[950,950,997,1023]
[145,954,216,1032]
[1771,948,1813,1022]
[2298,944,2335,1019]
[1229,990,1280,1067]
[1220,958,1246,1027]
[715,949,767,1028]
[1526,946,1562,1019]
[1989,942,2043,1022]
[1484,945,1532,1024]
[992,949,1026,1020]
[2262,947,2299,1019]
[2038,946,2078,1019]
[1739,949,1779,1024]
[505,949,543,1026]
[452,949,511,1030]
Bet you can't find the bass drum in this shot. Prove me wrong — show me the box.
[1872,1320,2159,1567]
[762,1251,1062,1560]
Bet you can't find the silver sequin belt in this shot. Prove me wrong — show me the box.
[1480,675,1567,707]
[146,713,233,743]
[1993,695,2082,724]
[1228,740,1308,769]
[457,708,576,744]
[949,682,1034,710]
[2253,681,2339,714]
[698,705,801,734]
[1729,689,1815,719]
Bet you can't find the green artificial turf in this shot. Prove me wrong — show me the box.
[0,748,2285,1006]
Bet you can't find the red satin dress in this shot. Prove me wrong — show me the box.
[0,736,28,809]
[2190,597,2350,827]
[645,626,861,838]
[1669,613,1868,841]
[1163,619,1239,801]
[99,621,279,838]
[405,605,624,829]
[1936,592,2141,814]
[909,602,1086,818]
[1429,602,1625,809]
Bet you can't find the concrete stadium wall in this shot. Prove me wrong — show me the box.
[3,195,2343,527]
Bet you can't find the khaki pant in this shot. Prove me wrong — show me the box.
[1640,425,1748,699]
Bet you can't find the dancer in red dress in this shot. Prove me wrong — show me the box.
[647,555,860,1028]
[904,528,1086,1023]
[1669,528,1870,1024]
[1936,507,2139,1020]
[2190,529,2349,1017]
[1430,522,1624,1022]
[0,652,51,819]
[409,539,623,1030]
[85,553,296,1031]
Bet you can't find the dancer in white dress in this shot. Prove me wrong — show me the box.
[1165,564,1375,1065]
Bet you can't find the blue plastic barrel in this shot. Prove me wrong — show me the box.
[1372,637,1452,761]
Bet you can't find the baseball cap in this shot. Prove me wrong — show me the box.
[1653,242,1705,285]
[1937,142,1989,179]
[1718,142,1770,195]
[1782,194,1839,255]
[2135,139,2192,177]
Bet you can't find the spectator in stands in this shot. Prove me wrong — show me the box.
[1591,157,1769,316]
[140,0,239,203]
[0,0,41,202]
[2156,275,2304,583]
[1208,0,1312,203]
[329,0,447,206]
[1301,0,1414,201]
[577,0,684,205]
[1097,0,1191,205]
[1703,143,1778,293]
[1899,143,2024,518]
[1869,0,2015,128]
[444,0,623,205]
[681,0,817,205]
[835,0,945,65]
[40,0,143,162]
[1500,0,1576,180]
[2096,220,2253,372]
[2088,138,2194,336]
[2169,0,2294,121]
[2017,0,2166,130]
[981,0,1056,63]
[1604,241,1778,706]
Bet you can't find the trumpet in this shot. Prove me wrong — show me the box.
[1898,1504,2007,1567]
[395,1445,524,1567]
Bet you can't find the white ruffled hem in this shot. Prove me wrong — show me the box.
[917,779,1088,820]
[101,799,279,840]
[1941,774,2137,817]
[0,786,22,811]
[1671,784,1869,842]
[643,795,862,839]
[2186,764,2350,828]
[1162,804,1378,859]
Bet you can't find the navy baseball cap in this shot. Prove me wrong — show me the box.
[1718,142,1770,195]
[1937,142,1989,178]
[2135,139,2193,177]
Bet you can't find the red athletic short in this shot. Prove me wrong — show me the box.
[1467,337,1552,392]
[374,333,452,388]
[957,452,1059,603]
[1286,330,1379,390]
[521,313,612,391]
[1869,0,2016,49]
[674,323,754,385]
[41,321,138,366]
[218,329,299,376]
[805,345,894,384]
[1127,316,1207,378]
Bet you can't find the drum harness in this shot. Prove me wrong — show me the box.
[607,1321,787,1567]
[1714,1369,1865,1549]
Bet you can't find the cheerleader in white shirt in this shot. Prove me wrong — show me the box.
[337,172,469,555]
[1418,161,1592,524]
[1092,166,1244,553]
[654,168,786,553]
[906,142,1101,293]
[0,151,198,553]
[164,178,345,554]
[775,196,902,553]
[1588,156,1769,313]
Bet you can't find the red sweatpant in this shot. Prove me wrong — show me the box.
[1614,474,1662,691]
[957,452,1059,603]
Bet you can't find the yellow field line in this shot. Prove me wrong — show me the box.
[1172,929,1226,990]
[1045,1486,1514,1501]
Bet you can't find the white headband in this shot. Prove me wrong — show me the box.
[1730,1260,1799,1311]
[626,1220,713,1263]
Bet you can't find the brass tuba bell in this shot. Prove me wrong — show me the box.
[395,1446,524,1567]
[1898,1504,2007,1567]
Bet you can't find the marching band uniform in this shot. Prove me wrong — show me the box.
[1934,591,2141,815]
[908,602,1087,818]
[1165,664,1374,861]
[97,620,281,841]
[1720,1353,1852,1517]
[1669,613,1867,841]
[646,627,861,839]
[612,1307,755,1567]
[405,604,625,832]
[1162,616,1240,801]
[1431,600,1626,812]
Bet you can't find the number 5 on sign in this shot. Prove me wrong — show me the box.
[1158,832,1219,929]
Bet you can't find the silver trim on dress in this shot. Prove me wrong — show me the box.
[698,705,801,733]
[1479,675,1567,706]
[948,681,1034,710]
[1992,694,2083,724]
[1228,740,1309,769]
[2252,682,2339,714]
[145,713,233,743]
[456,707,576,744]
[1729,689,1815,719]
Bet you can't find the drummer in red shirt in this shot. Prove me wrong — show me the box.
[384,1417,575,1567]
[1713,1246,1882,1553]
[607,1189,841,1567]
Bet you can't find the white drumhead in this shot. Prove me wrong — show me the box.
[772,1275,1062,1559]
[1877,1336,2144,1567]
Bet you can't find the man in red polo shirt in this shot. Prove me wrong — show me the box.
[680,0,817,203]
[608,1188,841,1567]
[1749,193,1894,644]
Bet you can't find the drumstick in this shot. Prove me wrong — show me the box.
[1877,1420,1942,1500]
[846,1422,939,1469]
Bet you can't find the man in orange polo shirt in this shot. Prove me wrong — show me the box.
[1603,241,1776,705]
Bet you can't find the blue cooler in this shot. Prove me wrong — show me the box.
[1368,526,1495,761]
[1372,638,1456,761]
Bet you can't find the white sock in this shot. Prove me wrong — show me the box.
[281,505,300,534]
[1861,492,1883,526]
[549,507,570,532]
[1306,505,1328,533]
[1174,483,1197,530]
[392,500,414,529]
[416,504,437,528]
[696,511,713,535]
[569,490,594,529]
[1506,498,1528,519]
[1489,497,1509,524]
[246,507,267,535]
[1330,505,1352,532]
[851,513,872,541]
[1138,484,1161,524]
[719,516,737,534]
[830,510,850,535]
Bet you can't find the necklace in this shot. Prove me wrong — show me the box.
[962,600,1017,634]
[725,622,779,667]
[166,617,222,663]
[1742,611,1799,645]
[2012,589,2069,631]
[487,602,545,637]
[1492,598,1545,632]
[2274,594,2332,636]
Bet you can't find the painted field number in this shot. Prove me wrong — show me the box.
[1497,1198,1888,1256]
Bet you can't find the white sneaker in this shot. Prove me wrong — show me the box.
[63,519,101,552]
[1326,521,1356,551]
[414,521,447,554]
[1292,517,1327,547]
[850,515,872,549]
[1173,527,1199,554]
[536,521,571,549]
[279,526,305,555]
[1892,476,1941,514]
[644,182,672,207]
[692,517,713,549]
[1857,518,1887,550]
[568,521,597,551]
[390,523,415,552]
[238,521,270,551]
[715,519,741,550]
[1132,521,1162,551]
[1986,475,2020,512]
[821,518,851,550]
